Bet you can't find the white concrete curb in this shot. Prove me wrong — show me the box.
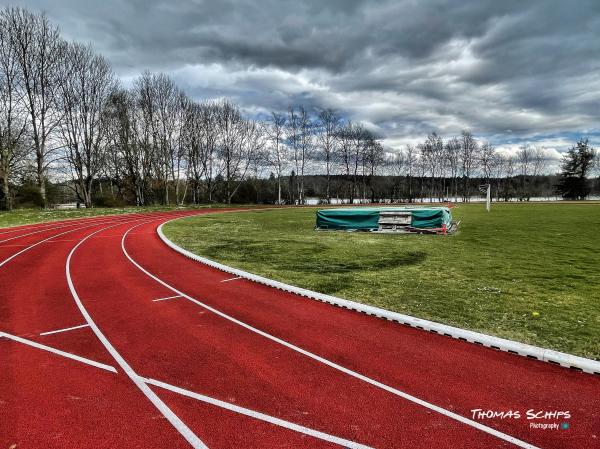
[157,218,600,376]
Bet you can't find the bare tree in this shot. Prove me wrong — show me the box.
[173,91,190,205]
[364,137,384,202]
[402,144,418,201]
[532,147,547,177]
[490,151,504,200]
[503,154,516,201]
[287,105,313,204]
[459,130,479,201]
[105,88,150,205]
[57,42,117,207]
[444,137,461,201]
[419,132,444,201]
[350,124,371,203]
[181,101,205,204]
[317,108,340,203]
[229,119,265,202]
[336,121,352,203]
[1,7,64,207]
[517,144,533,200]
[216,101,265,203]
[153,73,182,204]
[265,112,287,204]
[388,149,405,201]
[480,141,496,182]
[0,15,29,210]
[199,102,220,202]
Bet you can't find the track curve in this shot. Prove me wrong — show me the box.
[1,209,599,449]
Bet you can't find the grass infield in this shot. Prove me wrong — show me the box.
[164,203,600,360]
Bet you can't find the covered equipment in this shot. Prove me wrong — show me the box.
[315,207,454,234]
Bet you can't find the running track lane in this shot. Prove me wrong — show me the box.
[67,216,555,448]
[2,209,599,448]
[0,211,190,263]
[0,211,207,448]
[127,215,599,449]
[0,210,180,236]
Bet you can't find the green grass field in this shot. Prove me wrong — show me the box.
[164,203,600,359]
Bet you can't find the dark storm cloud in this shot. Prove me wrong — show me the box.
[11,0,600,150]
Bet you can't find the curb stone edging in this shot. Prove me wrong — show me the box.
[157,218,600,376]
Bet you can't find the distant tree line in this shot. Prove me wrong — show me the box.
[1,7,598,210]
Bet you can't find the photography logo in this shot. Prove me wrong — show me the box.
[470,409,571,431]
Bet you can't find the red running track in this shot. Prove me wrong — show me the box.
[1,209,599,449]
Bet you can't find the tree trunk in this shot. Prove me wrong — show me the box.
[2,174,12,211]
[37,153,46,208]
[277,175,282,205]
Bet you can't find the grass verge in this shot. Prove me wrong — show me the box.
[163,203,600,359]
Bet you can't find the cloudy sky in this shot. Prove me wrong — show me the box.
[12,0,600,160]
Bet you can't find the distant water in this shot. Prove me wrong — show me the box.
[302,196,600,205]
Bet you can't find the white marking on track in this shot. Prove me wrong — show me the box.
[66,218,208,449]
[0,212,187,269]
[0,216,153,269]
[0,215,130,243]
[220,276,242,283]
[40,324,90,336]
[144,377,374,449]
[0,331,117,373]
[152,295,183,302]
[0,224,80,244]
[122,222,540,449]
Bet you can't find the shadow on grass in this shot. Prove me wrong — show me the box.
[289,251,428,273]
[205,240,427,274]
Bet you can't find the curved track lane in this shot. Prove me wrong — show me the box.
[2,209,599,448]
[1,211,201,448]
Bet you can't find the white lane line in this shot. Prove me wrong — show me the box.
[0,216,112,236]
[220,276,242,283]
[0,331,117,373]
[0,212,188,269]
[1,226,97,268]
[0,212,156,238]
[40,324,90,336]
[153,295,183,302]
[144,377,374,449]
[0,223,82,243]
[122,224,540,449]
[0,216,148,269]
[0,215,129,244]
[66,219,208,449]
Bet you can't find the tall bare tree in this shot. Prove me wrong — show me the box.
[531,147,547,177]
[0,15,29,210]
[420,132,444,201]
[317,108,340,203]
[58,42,117,207]
[517,144,533,200]
[216,101,264,203]
[105,88,149,205]
[2,7,64,207]
[265,112,287,204]
[459,130,479,201]
[480,141,496,183]
[444,137,460,201]
[364,137,384,202]
[287,105,313,204]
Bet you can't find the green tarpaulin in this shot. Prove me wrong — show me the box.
[315,207,452,230]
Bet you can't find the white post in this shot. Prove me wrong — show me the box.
[486,184,491,212]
